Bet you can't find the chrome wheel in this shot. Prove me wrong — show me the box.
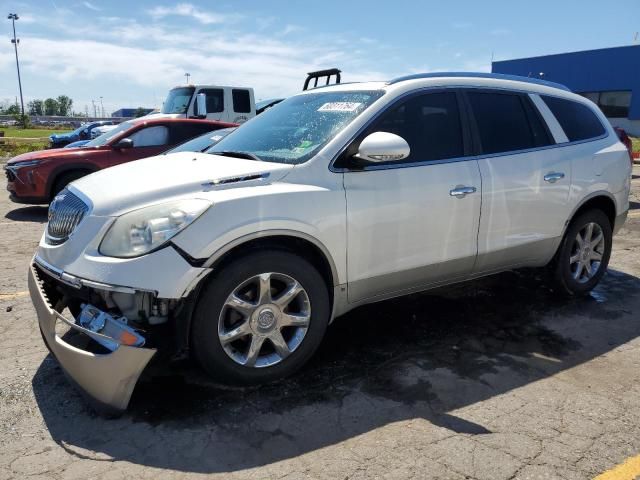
[218,272,311,368]
[569,222,605,284]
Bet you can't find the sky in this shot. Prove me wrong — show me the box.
[0,0,638,116]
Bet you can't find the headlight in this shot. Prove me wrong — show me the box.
[8,159,41,169]
[99,199,211,258]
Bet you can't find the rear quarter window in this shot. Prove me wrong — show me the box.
[541,96,606,142]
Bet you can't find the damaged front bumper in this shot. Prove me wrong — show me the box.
[28,262,157,413]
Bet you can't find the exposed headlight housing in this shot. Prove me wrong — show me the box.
[99,199,211,258]
[7,159,41,169]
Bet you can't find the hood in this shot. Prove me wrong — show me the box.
[69,152,295,216]
[7,146,101,165]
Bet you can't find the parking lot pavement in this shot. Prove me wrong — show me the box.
[0,169,639,480]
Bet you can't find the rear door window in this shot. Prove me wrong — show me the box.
[467,91,544,155]
[232,89,251,113]
[169,123,220,145]
[364,91,465,164]
[129,125,169,147]
[541,95,606,142]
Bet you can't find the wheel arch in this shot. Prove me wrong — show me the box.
[565,192,617,234]
[204,230,339,291]
[46,163,99,200]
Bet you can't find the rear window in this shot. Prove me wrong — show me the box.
[541,96,606,142]
[232,89,251,113]
[468,92,545,154]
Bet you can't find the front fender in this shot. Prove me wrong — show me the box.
[171,184,347,285]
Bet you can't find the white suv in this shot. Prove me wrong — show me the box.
[29,73,631,413]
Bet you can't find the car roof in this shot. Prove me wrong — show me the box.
[388,72,570,91]
[300,72,572,97]
[124,117,237,127]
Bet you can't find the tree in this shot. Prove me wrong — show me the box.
[28,99,44,116]
[44,98,58,116]
[56,95,73,116]
[134,107,147,118]
[5,103,20,115]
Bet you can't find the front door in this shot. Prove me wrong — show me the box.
[108,125,171,167]
[342,90,482,303]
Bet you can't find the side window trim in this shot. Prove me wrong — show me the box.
[528,93,569,144]
[520,95,553,147]
[337,88,471,170]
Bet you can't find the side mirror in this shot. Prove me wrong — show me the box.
[354,132,410,163]
[195,93,207,118]
[113,138,133,149]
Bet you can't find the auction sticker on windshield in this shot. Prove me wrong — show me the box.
[318,102,362,112]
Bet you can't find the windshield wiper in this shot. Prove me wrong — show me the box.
[213,151,262,161]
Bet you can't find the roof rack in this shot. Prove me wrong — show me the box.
[387,72,571,92]
[303,68,342,91]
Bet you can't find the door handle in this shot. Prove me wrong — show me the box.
[449,186,477,198]
[544,172,565,183]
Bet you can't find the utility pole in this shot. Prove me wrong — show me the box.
[99,96,104,117]
[8,13,25,128]
[185,72,190,84]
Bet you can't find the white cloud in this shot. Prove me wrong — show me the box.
[0,7,399,107]
[82,1,101,11]
[278,24,303,36]
[147,3,234,24]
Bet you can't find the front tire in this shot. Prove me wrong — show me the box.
[550,209,612,296]
[51,171,90,200]
[191,250,330,385]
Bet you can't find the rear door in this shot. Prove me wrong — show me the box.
[231,89,254,123]
[343,90,482,303]
[465,89,572,273]
[167,122,219,149]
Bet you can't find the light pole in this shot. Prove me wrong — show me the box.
[7,13,25,127]
[91,99,97,118]
[99,96,104,117]
[184,72,190,84]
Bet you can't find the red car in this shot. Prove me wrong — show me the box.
[5,117,237,204]
[614,126,633,165]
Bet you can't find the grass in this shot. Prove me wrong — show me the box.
[1,127,72,138]
[0,141,49,158]
[631,136,640,154]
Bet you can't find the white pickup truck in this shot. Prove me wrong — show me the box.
[150,70,343,125]
[150,85,256,124]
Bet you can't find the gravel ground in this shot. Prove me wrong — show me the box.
[0,167,639,480]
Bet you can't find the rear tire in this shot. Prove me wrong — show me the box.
[191,250,330,385]
[549,209,612,296]
[51,171,90,200]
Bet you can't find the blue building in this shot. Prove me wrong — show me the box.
[492,45,640,136]
[111,108,155,118]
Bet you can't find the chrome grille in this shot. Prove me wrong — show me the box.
[46,190,88,245]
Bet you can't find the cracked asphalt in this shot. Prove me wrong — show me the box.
[1,166,640,480]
